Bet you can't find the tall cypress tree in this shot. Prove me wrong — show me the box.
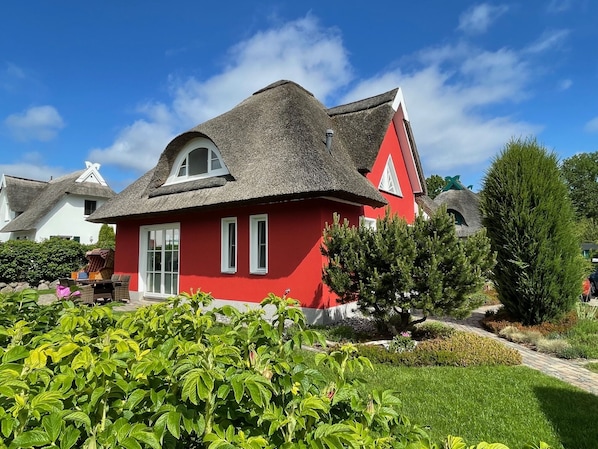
[480,137,583,325]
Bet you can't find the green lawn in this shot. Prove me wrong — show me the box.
[304,352,598,449]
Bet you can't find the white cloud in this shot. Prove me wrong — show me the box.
[90,15,352,173]
[585,117,598,133]
[342,41,540,174]
[524,29,570,54]
[0,153,68,181]
[457,3,509,34]
[547,0,574,13]
[558,79,573,90]
[4,105,65,142]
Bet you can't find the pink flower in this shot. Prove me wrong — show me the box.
[56,285,81,300]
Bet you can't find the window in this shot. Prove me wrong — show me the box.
[378,155,402,197]
[166,137,228,185]
[84,200,97,215]
[361,217,377,230]
[250,215,268,274]
[140,224,180,297]
[221,217,237,273]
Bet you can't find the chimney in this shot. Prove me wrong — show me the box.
[325,129,334,153]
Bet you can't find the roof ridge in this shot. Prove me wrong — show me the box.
[327,88,399,116]
[252,80,315,98]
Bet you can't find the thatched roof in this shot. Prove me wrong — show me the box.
[90,80,423,223]
[434,188,482,237]
[2,176,47,214]
[1,170,115,233]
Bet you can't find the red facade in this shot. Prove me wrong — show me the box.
[115,199,363,308]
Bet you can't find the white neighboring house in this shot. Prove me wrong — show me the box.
[0,162,116,243]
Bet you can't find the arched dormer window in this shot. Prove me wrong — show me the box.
[165,137,228,185]
[448,209,466,226]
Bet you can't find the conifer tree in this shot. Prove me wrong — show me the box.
[480,137,583,325]
[321,207,494,334]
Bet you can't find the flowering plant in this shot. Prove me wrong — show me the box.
[56,284,81,301]
[388,331,416,353]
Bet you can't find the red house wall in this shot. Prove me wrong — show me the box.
[113,198,363,308]
[363,121,417,223]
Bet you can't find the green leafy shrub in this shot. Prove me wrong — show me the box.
[412,321,456,340]
[96,224,116,250]
[0,290,448,449]
[321,209,495,334]
[0,238,87,284]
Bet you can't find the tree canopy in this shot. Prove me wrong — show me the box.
[560,151,598,221]
[425,174,445,199]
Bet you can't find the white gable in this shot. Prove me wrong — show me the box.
[76,161,108,186]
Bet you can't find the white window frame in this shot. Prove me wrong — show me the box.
[361,216,377,230]
[221,217,237,273]
[165,137,228,185]
[378,155,402,197]
[138,222,180,299]
[250,214,268,275]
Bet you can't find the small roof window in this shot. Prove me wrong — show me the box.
[165,137,228,185]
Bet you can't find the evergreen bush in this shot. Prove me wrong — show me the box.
[0,238,87,284]
[480,137,584,325]
[321,208,495,334]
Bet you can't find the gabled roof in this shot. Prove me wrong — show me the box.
[1,175,48,214]
[89,80,425,223]
[1,163,115,233]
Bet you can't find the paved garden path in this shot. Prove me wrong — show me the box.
[433,302,598,397]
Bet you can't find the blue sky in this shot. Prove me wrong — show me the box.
[1,0,596,192]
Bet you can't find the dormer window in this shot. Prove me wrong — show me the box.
[165,137,228,185]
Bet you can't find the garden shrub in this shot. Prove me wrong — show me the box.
[358,332,521,367]
[0,290,448,448]
[482,308,578,336]
[412,321,456,340]
[0,238,87,285]
[480,137,584,325]
[416,332,522,366]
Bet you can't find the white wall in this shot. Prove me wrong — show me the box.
[35,195,114,243]
[0,187,15,242]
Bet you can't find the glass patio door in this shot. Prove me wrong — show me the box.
[143,224,179,297]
